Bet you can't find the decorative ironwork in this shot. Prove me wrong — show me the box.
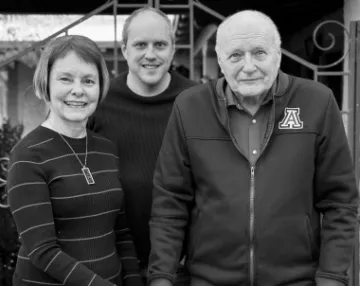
[0,156,9,209]
[312,20,350,69]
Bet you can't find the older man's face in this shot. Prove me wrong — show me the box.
[217,17,281,98]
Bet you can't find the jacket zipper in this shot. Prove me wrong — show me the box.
[249,98,276,286]
[249,165,255,286]
[222,98,256,285]
[222,96,276,286]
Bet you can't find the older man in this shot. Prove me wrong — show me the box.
[88,6,197,284]
[148,10,358,286]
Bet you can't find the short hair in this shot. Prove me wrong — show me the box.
[33,35,110,102]
[216,10,282,52]
[121,6,175,47]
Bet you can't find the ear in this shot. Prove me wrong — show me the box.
[277,50,282,69]
[216,48,224,74]
[171,44,176,59]
[121,41,127,60]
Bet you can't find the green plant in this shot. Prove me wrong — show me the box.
[0,120,23,286]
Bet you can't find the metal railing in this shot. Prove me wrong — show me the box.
[0,0,197,78]
[0,0,351,81]
[0,0,115,69]
[0,156,9,208]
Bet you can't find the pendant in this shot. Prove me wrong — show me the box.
[82,167,95,185]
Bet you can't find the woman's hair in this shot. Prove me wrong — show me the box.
[33,35,110,102]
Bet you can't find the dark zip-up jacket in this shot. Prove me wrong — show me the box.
[148,71,358,286]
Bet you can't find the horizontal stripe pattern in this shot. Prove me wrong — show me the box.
[50,188,122,200]
[7,127,141,286]
[54,209,120,221]
[28,138,54,149]
[21,279,63,285]
[8,151,119,173]
[57,230,114,242]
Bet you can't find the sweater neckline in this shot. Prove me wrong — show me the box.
[39,125,87,146]
[115,71,181,103]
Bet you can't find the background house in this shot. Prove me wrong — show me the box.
[0,0,349,136]
[0,0,359,285]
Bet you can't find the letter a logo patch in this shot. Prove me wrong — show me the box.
[278,108,303,129]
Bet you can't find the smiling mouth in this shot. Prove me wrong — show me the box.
[142,64,160,69]
[242,79,259,82]
[240,79,260,84]
[64,101,87,107]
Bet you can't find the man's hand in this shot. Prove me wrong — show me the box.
[316,277,345,286]
[149,278,172,286]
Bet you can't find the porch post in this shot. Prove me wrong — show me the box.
[348,20,360,286]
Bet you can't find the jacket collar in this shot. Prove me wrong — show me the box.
[209,70,292,130]
[273,70,290,97]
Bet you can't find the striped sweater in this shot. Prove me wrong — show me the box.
[7,126,143,286]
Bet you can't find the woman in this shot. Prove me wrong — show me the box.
[7,35,143,286]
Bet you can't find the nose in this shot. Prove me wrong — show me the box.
[71,80,84,97]
[144,46,156,60]
[242,54,257,73]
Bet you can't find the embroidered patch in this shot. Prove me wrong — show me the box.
[278,108,303,129]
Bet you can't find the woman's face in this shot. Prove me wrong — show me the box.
[47,50,100,129]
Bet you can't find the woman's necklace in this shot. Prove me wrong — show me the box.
[57,131,95,185]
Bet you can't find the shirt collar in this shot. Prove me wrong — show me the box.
[225,79,278,108]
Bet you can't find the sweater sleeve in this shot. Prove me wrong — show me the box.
[148,103,195,284]
[7,149,116,286]
[115,203,144,286]
[314,92,359,285]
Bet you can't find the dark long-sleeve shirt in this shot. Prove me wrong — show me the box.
[7,126,142,286]
[88,71,197,267]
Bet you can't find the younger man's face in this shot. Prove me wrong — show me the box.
[122,11,175,87]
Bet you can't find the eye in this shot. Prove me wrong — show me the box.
[59,77,71,83]
[84,78,95,85]
[229,53,242,60]
[231,53,241,58]
[255,50,267,57]
[155,42,167,49]
[135,42,146,49]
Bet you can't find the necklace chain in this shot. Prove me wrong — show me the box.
[58,131,88,168]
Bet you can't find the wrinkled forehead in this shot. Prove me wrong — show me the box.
[217,16,275,48]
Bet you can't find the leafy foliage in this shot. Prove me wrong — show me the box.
[0,120,23,286]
